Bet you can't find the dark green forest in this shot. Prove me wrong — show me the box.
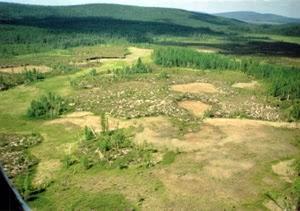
[0,2,300,58]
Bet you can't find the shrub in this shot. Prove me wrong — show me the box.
[162,151,177,165]
[287,102,300,121]
[77,126,156,170]
[89,69,97,76]
[80,156,91,170]
[62,155,76,169]
[27,92,69,119]
[24,69,45,83]
[97,130,131,152]
[157,71,170,79]
[101,113,109,133]
[84,126,95,141]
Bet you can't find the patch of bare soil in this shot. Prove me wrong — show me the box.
[73,47,152,66]
[205,118,300,130]
[272,159,295,182]
[0,65,51,74]
[63,114,299,209]
[125,47,153,63]
[33,159,61,187]
[47,112,101,131]
[232,81,259,89]
[178,100,211,118]
[47,112,124,132]
[264,200,282,211]
[203,159,254,179]
[171,83,218,94]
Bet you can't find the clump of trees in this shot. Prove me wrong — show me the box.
[27,92,69,119]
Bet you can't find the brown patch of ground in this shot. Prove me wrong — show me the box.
[149,118,299,209]
[171,83,218,94]
[121,117,299,152]
[33,159,61,187]
[178,100,211,118]
[264,200,282,211]
[66,114,299,209]
[73,47,152,66]
[46,112,122,132]
[0,65,51,74]
[47,112,102,131]
[205,118,300,130]
[232,81,258,89]
[272,159,295,182]
[123,47,153,64]
[203,159,254,179]
[77,172,165,210]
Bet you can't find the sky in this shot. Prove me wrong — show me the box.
[2,0,300,18]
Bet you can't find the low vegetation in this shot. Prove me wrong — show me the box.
[76,115,160,170]
[0,69,45,91]
[114,58,152,76]
[0,133,43,200]
[153,47,300,120]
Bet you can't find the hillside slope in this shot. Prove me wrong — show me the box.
[216,11,300,25]
[0,2,243,30]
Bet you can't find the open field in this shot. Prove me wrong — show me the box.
[0,2,300,211]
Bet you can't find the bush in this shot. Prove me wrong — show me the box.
[24,69,45,83]
[77,126,157,170]
[84,126,95,141]
[80,156,91,170]
[27,92,69,119]
[97,130,131,152]
[157,71,170,79]
[89,69,97,76]
[287,102,300,121]
[162,151,177,165]
[62,155,76,169]
[101,113,109,133]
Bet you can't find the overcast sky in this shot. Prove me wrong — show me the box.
[2,0,300,18]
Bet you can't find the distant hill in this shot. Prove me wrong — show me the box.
[0,2,242,30]
[216,11,300,25]
[0,2,299,38]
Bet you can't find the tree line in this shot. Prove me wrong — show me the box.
[153,47,300,120]
[153,47,300,100]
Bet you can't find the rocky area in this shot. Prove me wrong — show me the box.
[0,133,42,178]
